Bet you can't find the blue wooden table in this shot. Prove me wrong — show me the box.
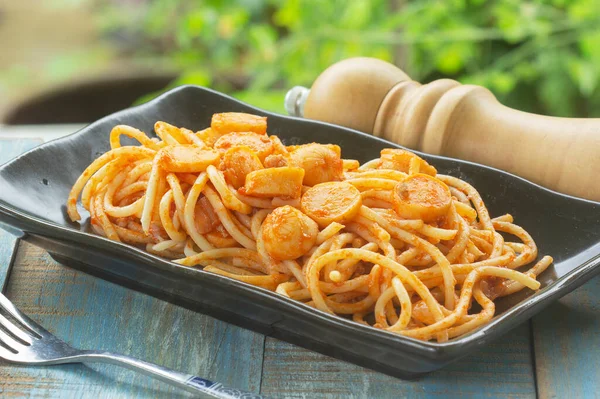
[0,126,598,398]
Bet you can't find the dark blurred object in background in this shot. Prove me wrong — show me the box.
[3,74,175,124]
[1,0,600,124]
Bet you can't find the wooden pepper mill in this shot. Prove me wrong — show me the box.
[284,57,600,202]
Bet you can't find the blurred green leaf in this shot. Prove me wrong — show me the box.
[31,0,600,119]
[579,29,600,59]
[175,69,213,87]
[340,1,372,29]
[185,11,206,37]
[249,24,278,61]
[538,52,578,116]
[273,0,302,29]
[567,0,600,21]
[567,57,598,95]
[490,72,517,94]
[232,90,288,113]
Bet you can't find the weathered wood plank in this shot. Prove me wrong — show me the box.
[1,242,264,398]
[533,275,600,399]
[0,139,41,290]
[261,323,536,398]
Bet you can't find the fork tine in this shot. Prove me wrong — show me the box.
[0,342,17,360]
[0,313,33,344]
[0,292,43,338]
[0,328,21,353]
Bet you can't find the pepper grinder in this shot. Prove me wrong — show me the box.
[285,57,600,202]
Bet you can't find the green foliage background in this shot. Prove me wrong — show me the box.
[98,0,600,116]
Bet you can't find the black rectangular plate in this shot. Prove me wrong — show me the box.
[0,86,599,378]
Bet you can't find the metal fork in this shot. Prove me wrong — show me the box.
[0,292,264,398]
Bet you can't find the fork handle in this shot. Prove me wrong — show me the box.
[70,350,264,398]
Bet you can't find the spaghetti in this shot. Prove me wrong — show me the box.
[67,112,552,341]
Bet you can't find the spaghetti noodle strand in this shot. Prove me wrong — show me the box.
[67,113,550,341]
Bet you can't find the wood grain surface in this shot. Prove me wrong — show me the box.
[533,275,600,399]
[1,242,264,398]
[260,327,536,399]
[0,139,40,290]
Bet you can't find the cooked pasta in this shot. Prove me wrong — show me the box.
[67,112,552,341]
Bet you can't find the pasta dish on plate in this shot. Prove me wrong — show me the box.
[67,112,552,342]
